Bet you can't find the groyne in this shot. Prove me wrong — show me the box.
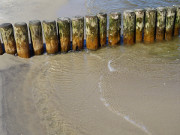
[0,6,179,58]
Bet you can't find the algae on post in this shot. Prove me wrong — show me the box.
[123,10,135,45]
[86,15,99,50]
[108,12,121,46]
[97,13,107,46]
[29,20,44,55]
[72,16,84,51]
[42,20,59,54]
[57,17,71,52]
[135,9,145,42]
[14,22,30,58]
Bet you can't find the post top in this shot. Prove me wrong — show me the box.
[29,20,41,25]
[134,9,145,12]
[173,5,180,8]
[109,12,121,15]
[165,6,176,11]
[72,16,84,21]
[156,7,166,11]
[97,12,107,16]
[57,17,71,22]
[85,15,97,18]
[145,8,156,12]
[14,22,27,27]
[0,23,12,29]
[123,10,135,15]
[124,10,134,13]
[42,20,56,24]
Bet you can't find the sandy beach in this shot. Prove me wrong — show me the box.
[0,0,180,135]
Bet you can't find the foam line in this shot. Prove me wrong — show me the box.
[108,60,116,72]
[98,75,151,135]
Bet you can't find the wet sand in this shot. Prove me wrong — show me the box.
[0,0,180,135]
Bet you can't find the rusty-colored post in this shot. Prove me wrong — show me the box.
[14,22,30,58]
[165,7,176,41]
[156,7,166,41]
[108,12,121,46]
[123,10,136,45]
[97,13,107,47]
[0,39,3,55]
[0,23,16,54]
[29,20,44,55]
[135,9,145,43]
[85,15,99,50]
[57,17,71,53]
[72,16,84,51]
[173,5,180,36]
[144,8,156,44]
[42,20,59,54]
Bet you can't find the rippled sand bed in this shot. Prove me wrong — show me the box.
[0,38,180,135]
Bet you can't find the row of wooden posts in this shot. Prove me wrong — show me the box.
[0,6,179,58]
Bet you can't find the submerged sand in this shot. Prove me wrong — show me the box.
[0,0,180,135]
[0,38,180,135]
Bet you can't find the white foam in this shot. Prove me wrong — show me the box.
[124,115,151,135]
[98,75,151,135]
[108,60,116,72]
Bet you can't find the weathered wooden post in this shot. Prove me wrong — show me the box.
[29,20,44,55]
[173,5,180,36]
[156,7,166,41]
[144,8,156,44]
[85,15,99,50]
[108,12,121,46]
[42,20,59,54]
[97,13,107,47]
[135,9,144,43]
[14,22,30,58]
[0,40,3,55]
[72,16,84,51]
[57,17,71,53]
[123,10,136,45]
[165,7,176,41]
[0,23,16,54]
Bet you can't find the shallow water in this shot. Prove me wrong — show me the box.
[0,0,180,135]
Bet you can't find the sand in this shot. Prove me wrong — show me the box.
[0,0,180,135]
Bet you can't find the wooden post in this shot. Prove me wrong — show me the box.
[85,15,99,50]
[0,23,16,54]
[29,20,44,55]
[97,12,107,47]
[57,17,71,53]
[108,12,121,46]
[123,10,135,45]
[72,16,84,51]
[156,7,166,41]
[42,20,59,54]
[0,39,3,55]
[173,5,180,36]
[144,8,156,44]
[135,9,144,43]
[165,7,176,41]
[14,22,30,58]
